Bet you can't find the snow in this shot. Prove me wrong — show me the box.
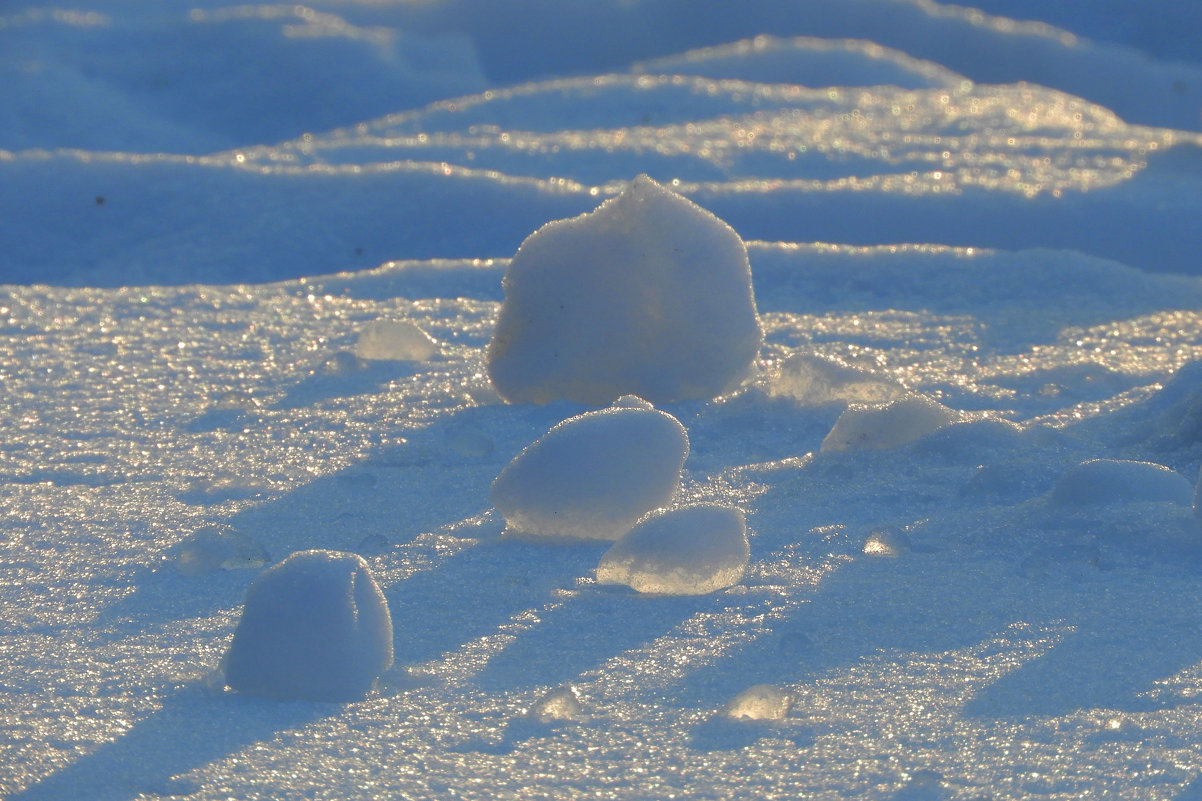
[7,0,1202,798]
[819,393,964,452]
[1050,458,1194,507]
[354,319,438,362]
[723,684,793,722]
[221,550,394,702]
[487,174,762,405]
[490,397,689,541]
[596,504,751,595]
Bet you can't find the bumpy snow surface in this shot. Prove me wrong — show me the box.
[222,550,394,702]
[488,175,762,405]
[8,1,1202,799]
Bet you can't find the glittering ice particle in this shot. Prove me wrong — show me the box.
[222,550,393,702]
[596,503,750,595]
[491,397,689,541]
[487,174,762,405]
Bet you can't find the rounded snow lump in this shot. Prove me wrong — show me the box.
[487,174,762,405]
[222,550,393,702]
[1051,459,1193,507]
[596,503,750,595]
[820,393,962,452]
[354,319,438,362]
[492,397,689,541]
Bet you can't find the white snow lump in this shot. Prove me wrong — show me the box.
[487,174,763,406]
[222,550,394,702]
[491,397,689,541]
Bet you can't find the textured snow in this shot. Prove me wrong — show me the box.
[7,1,1202,799]
[222,550,394,702]
[491,398,689,541]
[487,174,762,405]
[596,504,750,595]
[770,352,907,407]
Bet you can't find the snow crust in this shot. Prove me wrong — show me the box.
[221,550,393,702]
[488,175,762,405]
[1051,459,1193,507]
[596,504,750,595]
[354,319,438,362]
[491,398,689,541]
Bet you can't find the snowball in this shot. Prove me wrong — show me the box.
[487,174,762,405]
[723,684,792,721]
[354,319,438,361]
[1051,459,1193,507]
[769,352,906,406]
[222,550,393,702]
[596,504,750,595]
[820,393,962,452]
[491,399,689,541]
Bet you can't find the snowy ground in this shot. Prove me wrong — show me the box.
[5,1,1202,799]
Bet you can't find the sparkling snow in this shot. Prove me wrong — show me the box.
[6,1,1202,799]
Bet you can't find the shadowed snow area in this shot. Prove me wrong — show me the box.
[7,1,1202,800]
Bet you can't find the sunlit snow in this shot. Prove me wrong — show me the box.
[6,0,1202,799]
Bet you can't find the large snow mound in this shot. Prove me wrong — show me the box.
[491,397,689,541]
[221,549,394,702]
[487,174,762,405]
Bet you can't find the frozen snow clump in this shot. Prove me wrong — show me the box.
[175,524,269,576]
[861,527,912,557]
[487,174,762,405]
[1051,459,1193,507]
[724,684,792,721]
[222,550,393,702]
[355,319,438,361]
[770,352,906,406]
[492,397,689,541]
[596,503,750,595]
[820,393,962,452]
[529,685,584,723]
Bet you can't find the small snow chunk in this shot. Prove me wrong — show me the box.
[175,524,269,576]
[529,685,584,723]
[596,504,749,595]
[770,352,906,406]
[723,684,792,721]
[487,174,762,405]
[820,393,962,452]
[862,527,911,557]
[354,319,438,362]
[222,550,393,702]
[1051,459,1193,507]
[491,400,689,541]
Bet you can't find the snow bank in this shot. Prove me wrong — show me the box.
[491,397,689,541]
[487,175,762,405]
[1051,459,1193,507]
[595,504,750,595]
[222,550,393,702]
[820,393,963,452]
[770,352,907,407]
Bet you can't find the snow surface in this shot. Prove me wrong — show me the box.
[7,0,1202,799]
